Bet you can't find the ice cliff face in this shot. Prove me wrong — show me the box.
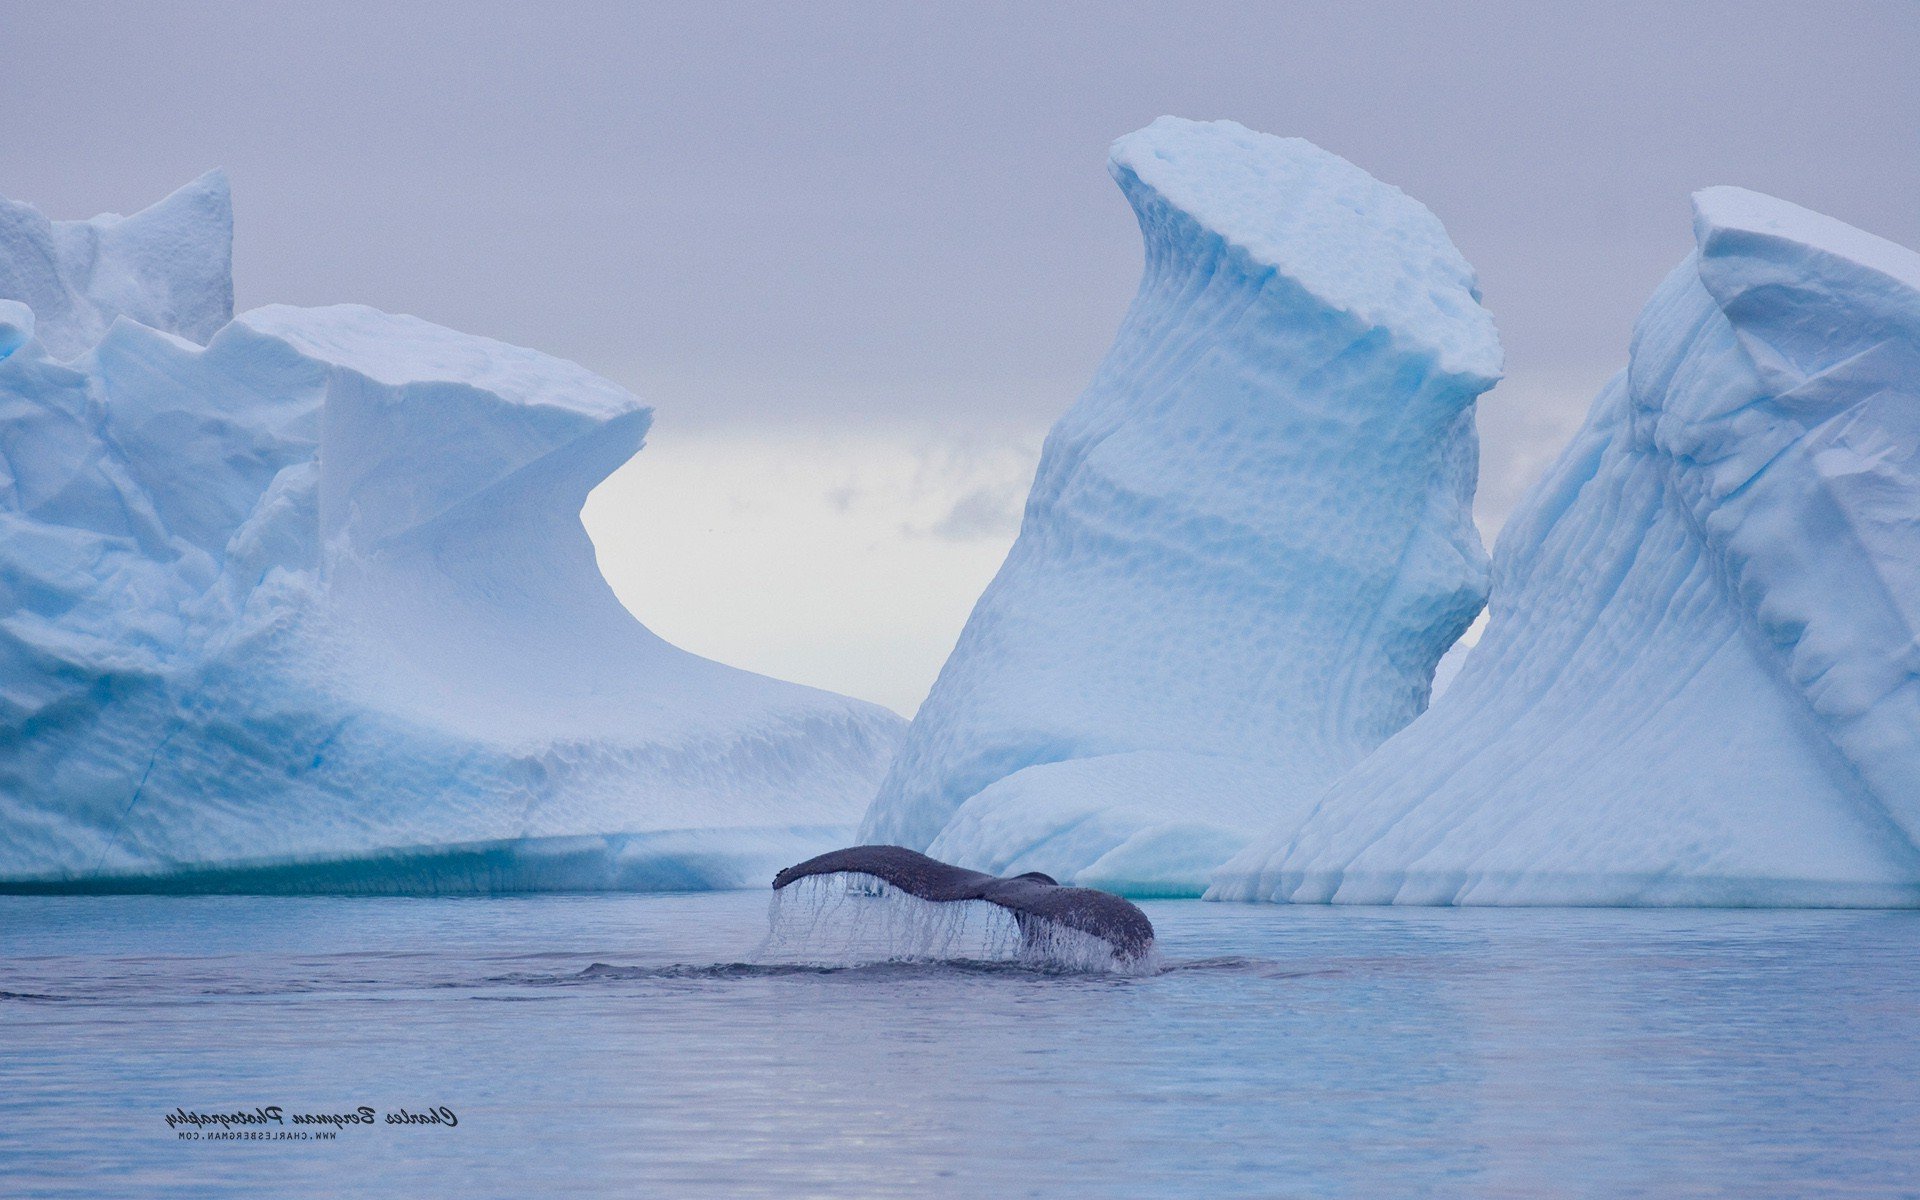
[1211,188,1920,907]
[0,180,901,892]
[858,117,1501,895]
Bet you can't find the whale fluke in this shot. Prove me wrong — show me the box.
[773,845,1156,963]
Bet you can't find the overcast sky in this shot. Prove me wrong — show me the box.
[5,2,1916,713]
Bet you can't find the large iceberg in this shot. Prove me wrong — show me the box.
[1211,188,1920,907]
[0,179,901,892]
[858,118,1501,895]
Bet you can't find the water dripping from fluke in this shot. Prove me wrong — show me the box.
[760,846,1158,974]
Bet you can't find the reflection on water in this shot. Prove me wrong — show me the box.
[1,893,1916,1198]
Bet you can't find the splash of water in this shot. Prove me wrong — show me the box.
[755,872,1156,974]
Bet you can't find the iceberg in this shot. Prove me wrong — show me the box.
[1211,188,1920,907]
[0,179,902,892]
[858,117,1502,895]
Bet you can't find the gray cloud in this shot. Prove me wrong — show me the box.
[917,485,1027,544]
[5,1,1913,438]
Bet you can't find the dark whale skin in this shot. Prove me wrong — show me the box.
[773,845,1155,962]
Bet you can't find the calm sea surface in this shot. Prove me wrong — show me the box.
[1,893,1916,1198]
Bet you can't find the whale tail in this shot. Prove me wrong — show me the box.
[766,846,1156,970]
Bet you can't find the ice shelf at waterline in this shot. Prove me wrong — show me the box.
[1213,188,1920,907]
[0,179,902,892]
[859,117,1501,896]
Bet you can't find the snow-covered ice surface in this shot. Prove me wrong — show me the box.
[0,172,233,361]
[0,180,901,892]
[859,118,1500,895]
[1212,188,1920,907]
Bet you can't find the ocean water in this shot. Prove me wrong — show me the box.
[1,892,1916,1198]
